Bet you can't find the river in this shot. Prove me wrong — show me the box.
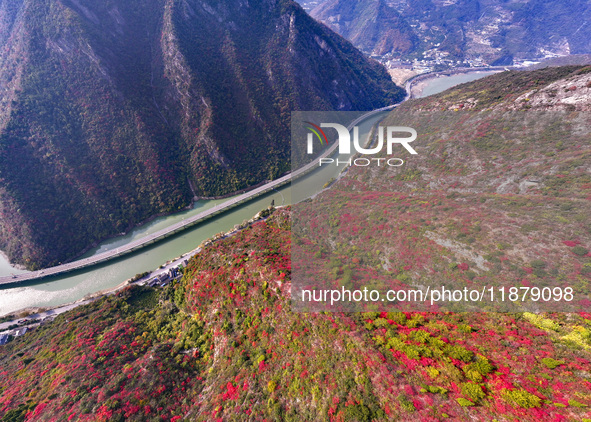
[0,70,497,316]
[413,70,501,98]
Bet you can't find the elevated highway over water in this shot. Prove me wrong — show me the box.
[0,104,397,286]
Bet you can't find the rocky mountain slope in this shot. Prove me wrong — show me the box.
[0,0,403,269]
[310,0,417,56]
[293,66,591,314]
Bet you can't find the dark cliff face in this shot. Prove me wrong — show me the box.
[0,0,403,269]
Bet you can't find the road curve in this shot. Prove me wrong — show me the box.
[0,104,400,287]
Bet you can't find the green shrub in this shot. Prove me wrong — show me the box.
[410,330,431,344]
[374,318,390,328]
[502,389,542,408]
[267,380,277,393]
[523,313,559,331]
[531,259,546,269]
[472,356,494,375]
[573,246,589,256]
[463,356,494,382]
[398,394,415,412]
[362,312,379,320]
[568,399,587,408]
[346,404,372,421]
[373,335,385,346]
[541,357,564,369]
[445,345,474,362]
[403,345,423,360]
[386,312,407,324]
[461,382,486,403]
[456,398,475,407]
[406,314,425,328]
[425,366,440,379]
[425,385,448,394]
[385,337,406,351]
[465,271,477,280]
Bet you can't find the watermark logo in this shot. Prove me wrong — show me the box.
[304,121,329,154]
[305,122,417,167]
[307,123,417,155]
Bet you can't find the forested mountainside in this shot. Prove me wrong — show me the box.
[304,0,591,63]
[0,0,403,269]
[0,210,590,421]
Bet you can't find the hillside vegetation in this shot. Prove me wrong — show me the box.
[1,63,590,422]
[0,210,590,421]
[293,66,591,314]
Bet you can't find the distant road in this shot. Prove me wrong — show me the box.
[0,103,400,287]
